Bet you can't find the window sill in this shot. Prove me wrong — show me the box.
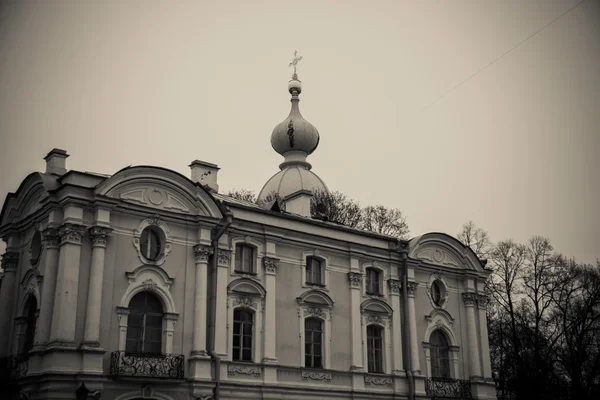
[366,292,384,297]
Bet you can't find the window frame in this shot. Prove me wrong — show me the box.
[297,290,334,369]
[125,291,164,354]
[304,317,324,368]
[305,256,324,286]
[301,251,330,290]
[140,226,163,261]
[366,324,384,373]
[429,330,451,379]
[234,243,257,274]
[365,268,382,296]
[232,308,255,362]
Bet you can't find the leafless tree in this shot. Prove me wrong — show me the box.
[225,189,257,203]
[360,205,409,239]
[310,190,362,228]
[457,220,494,260]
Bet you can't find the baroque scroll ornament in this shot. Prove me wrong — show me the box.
[348,272,362,288]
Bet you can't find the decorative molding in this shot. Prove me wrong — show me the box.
[364,375,393,387]
[142,279,158,291]
[233,295,257,309]
[462,292,478,307]
[41,227,60,248]
[348,272,362,288]
[301,371,332,382]
[427,273,450,310]
[477,293,489,309]
[193,244,213,263]
[133,215,172,266]
[262,257,279,274]
[388,279,401,295]
[59,223,86,245]
[415,246,460,267]
[1,251,19,272]
[227,364,261,377]
[367,314,383,324]
[89,226,113,247]
[306,306,324,318]
[406,281,419,296]
[217,249,231,267]
[122,265,176,313]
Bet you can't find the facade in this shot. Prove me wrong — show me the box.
[0,71,496,400]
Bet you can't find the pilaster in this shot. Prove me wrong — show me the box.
[477,293,492,379]
[463,292,482,379]
[388,279,404,375]
[0,251,19,356]
[406,281,420,374]
[48,223,86,348]
[348,270,364,373]
[262,256,278,364]
[33,228,60,350]
[192,244,213,357]
[215,249,230,356]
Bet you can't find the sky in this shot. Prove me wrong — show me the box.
[0,0,599,264]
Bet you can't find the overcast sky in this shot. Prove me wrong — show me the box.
[1,0,599,264]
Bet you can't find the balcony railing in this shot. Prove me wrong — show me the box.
[110,351,184,379]
[425,377,472,399]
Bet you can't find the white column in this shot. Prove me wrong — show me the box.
[348,271,364,371]
[388,279,404,374]
[407,281,420,374]
[34,228,60,349]
[463,293,482,378]
[262,257,279,364]
[0,251,20,356]
[49,223,86,346]
[192,245,212,356]
[477,294,492,379]
[82,226,112,347]
[215,249,230,356]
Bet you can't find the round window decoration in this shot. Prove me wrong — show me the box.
[140,226,163,261]
[30,231,42,266]
[431,280,445,307]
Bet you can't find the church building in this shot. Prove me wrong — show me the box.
[0,62,496,399]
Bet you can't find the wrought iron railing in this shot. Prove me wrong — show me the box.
[425,377,472,399]
[110,351,184,379]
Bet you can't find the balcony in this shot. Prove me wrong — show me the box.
[425,377,472,399]
[110,351,184,379]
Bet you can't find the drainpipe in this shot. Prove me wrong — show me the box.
[207,211,233,400]
[399,244,415,400]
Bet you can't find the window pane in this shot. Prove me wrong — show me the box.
[242,349,252,361]
[145,340,162,354]
[243,335,252,348]
[233,334,240,348]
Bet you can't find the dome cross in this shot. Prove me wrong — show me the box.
[289,50,303,80]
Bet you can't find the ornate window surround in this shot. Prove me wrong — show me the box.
[427,273,450,310]
[28,227,43,267]
[296,289,334,369]
[133,215,173,266]
[301,249,330,290]
[423,308,460,379]
[117,265,178,354]
[15,269,42,353]
[229,235,264,279]
[360,298,393,374]
[226,278,266,364]
[361,262,389,298]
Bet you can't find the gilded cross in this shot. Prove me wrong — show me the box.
[289,50,303,78]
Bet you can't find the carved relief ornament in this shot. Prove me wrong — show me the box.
[217,250,231,267]
[365,376,393,387]
[462,292,478,306]
[227,364,261,377]
[193,244,214,263]
[301,371,332,382]
[59,223,86,245]
[477,293,489,309]
[1,252,19,272]
[262,257,279,274]
[348,272,363,288]
[406,281,419,296]
[41,227,60,248]
[89,226,113,247]
[388,279,401,295]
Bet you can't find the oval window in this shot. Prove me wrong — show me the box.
[140,227,162,261]
[432,280,444,306]
[30,231,42,265]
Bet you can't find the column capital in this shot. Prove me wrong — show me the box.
[216,249,231,267]
[476,293,489,309]
[462,292,478,307]
[1,251,19,272]
[348,272,362,289]
[193,244,214,263]
[89,226,113,247]
[41,227,61,249]
[262,257,279,275]
[406,281,418,297]
[59,223,86,245]
[388,279,402,295]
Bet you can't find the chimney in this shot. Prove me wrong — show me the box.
[283,189,313,218]
[189,160,220,193]
[44,148,69,176]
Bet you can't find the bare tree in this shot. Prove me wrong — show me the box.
[360,205,409,239]
[457,220,493,260]
[225,189,257,203]
[310,189,362,228]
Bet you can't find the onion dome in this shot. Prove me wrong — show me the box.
[258,51,329,204]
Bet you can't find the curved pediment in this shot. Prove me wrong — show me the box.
[361,298,393,315]
[408,232,484,272]
[0,173,58,227]
[228,278,266,297]
[94,166,224,218]
[297,289,334,308]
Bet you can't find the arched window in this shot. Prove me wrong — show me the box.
[232,309,254,362]
[366,268,382,295]
[430,330,450,378]
[126,292,163,354]
[140,227,162,261]
[304,317,323,368]
[21,296,37,356]
[306,256,323,285]
[367,325,384,373]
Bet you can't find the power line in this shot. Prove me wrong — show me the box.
[405,0,587,122]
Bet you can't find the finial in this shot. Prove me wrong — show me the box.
[289,50,303,81]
